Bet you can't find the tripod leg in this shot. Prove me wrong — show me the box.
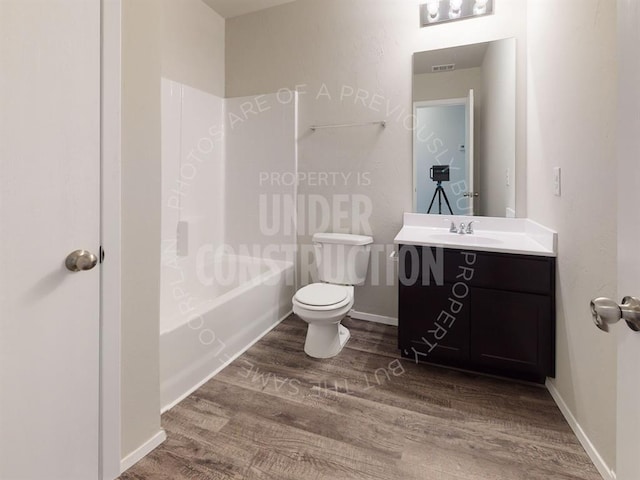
[438,188,443,215]
[441,187,454,215]
[427,187,440,214]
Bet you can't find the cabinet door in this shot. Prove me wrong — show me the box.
[399,281,470,364]
[470,288,552,378]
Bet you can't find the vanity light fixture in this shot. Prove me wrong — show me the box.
[420,0,493,27]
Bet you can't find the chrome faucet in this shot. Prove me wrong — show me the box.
[466,220,478,234]
[445,219,477,235]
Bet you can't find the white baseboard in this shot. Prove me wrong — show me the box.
[349,310,398,326]
[120,429,167,474]
[161,310,292,414]
[546,380,616,480]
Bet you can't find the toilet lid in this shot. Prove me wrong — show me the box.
[295,284,348,307]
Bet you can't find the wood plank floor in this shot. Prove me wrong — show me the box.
[120,315,601,480]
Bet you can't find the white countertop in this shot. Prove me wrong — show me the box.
[394,214,557,257]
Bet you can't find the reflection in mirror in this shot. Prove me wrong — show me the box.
[413,38,516,217]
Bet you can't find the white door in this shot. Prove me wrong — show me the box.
[0,1,101,479]
[465,88,476,215]
[616,1,640,478]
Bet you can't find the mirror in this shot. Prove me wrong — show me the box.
[413,38,516,217]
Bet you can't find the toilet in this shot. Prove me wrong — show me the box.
[293,233,374,358]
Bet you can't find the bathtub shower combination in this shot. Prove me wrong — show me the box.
[160,80,297,410]
[160,255,294,410]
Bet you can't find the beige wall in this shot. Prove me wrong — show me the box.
[413,67,483,103]
[226,0,527,318]
[527,0,617,471]
[121,0,163,459]
[121,0,227,461]
[162,0,225,96]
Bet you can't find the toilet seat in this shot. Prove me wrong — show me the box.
[293,284,352,311]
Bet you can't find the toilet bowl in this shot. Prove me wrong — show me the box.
[293,284,354,358]
[292,233,373,359]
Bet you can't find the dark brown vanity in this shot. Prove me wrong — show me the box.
[398,245,556,384]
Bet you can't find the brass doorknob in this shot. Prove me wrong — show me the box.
[65,250,98,272]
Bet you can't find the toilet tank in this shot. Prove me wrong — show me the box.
[313,233,374,286]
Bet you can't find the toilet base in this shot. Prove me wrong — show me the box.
[304,322,351,359]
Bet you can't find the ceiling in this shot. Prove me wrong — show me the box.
[202,0,297,18]
[413,42,489,75]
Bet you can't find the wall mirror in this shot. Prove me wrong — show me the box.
[413,38,516,217]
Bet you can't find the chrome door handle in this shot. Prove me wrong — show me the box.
[65,250,98,272]
[463,192,479,198]
[590,296,640,332]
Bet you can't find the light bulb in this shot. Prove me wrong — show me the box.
[449,0,463,19]
[474,0,488,14]
[426,0,441,21]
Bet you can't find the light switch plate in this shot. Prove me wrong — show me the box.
[553,167,562,196]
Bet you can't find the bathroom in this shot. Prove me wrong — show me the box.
[0,0,638,479]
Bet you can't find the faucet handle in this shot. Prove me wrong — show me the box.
[444,219,457,233]
[466,220,479,234]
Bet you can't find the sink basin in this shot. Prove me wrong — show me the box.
[426,233,503,246]
[394,214,557,257]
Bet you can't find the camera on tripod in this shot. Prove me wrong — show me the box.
[429,165,450,183]
[427,165,453,215]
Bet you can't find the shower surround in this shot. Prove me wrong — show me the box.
[160,79,297,410]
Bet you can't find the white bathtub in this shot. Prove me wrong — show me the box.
[160,255,295,411]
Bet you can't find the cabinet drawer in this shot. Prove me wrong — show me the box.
[400,245,555,295]
[399,245,445,287]
[443,249,554,295]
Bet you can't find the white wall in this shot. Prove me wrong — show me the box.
[160,79,225,333]
[121,0,163,459]
[480,38,516,217]
[162,0,225,96]
[226,0,527,318]
[527,0,618,473]
[225,93,298,262]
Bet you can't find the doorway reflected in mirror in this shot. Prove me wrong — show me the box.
[415,94,474,215]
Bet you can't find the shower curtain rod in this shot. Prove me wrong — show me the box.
[310,120,386,131]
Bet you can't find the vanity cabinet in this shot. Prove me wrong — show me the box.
[398,245,555,384]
